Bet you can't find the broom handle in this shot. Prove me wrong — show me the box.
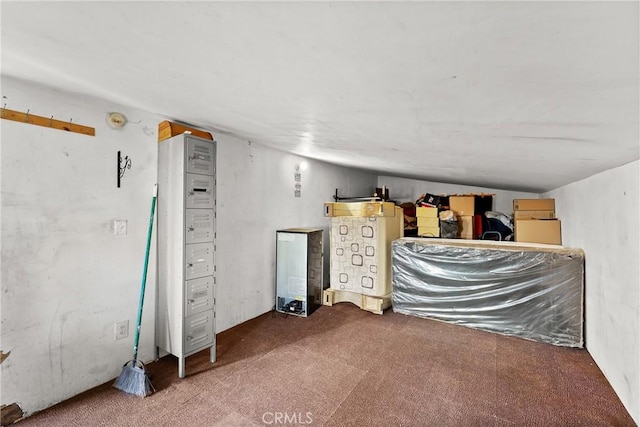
[132,183,157,362]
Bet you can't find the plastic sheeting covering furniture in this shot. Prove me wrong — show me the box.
[392,238,584,347]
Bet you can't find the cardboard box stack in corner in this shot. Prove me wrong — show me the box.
[513,199,561,245]
[449,196,475,239]
[417,206,439,237]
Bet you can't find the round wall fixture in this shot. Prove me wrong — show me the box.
[107,112,127,128]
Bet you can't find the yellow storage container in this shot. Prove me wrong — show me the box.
[418,226,440,237]
[416,207,438,217]
[417,217,439,228]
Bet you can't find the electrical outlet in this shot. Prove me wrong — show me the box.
[115,320,129,340]
[113,219,127,236]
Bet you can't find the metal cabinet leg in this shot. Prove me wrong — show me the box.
[210,343,216,364]
[178,356,185,378]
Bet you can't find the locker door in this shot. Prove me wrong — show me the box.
[183,311,213,354]
[185,209,215,244]
[184,276,213,317]
[185,242,214,280]
[186,138,215,175]
[185,174,215,209]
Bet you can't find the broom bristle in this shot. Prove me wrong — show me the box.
[113,361,155,397]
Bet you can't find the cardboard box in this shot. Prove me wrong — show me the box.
[416,207,438,217]
[158,120,213,142]
[458,215,474,239]
[418,226,440,237]
[417,217,439,228]
[449,196,475,216]
[513,199,555,212]
[514,210,557,220]
[515,220,562,245]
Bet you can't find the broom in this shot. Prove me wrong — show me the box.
[113,184,157,397]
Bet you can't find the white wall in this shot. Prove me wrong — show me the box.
[215,136,375,332]
[378,175,538,213]
[544,160,639,424]
[0,76,377,417]
[1,76,161,416]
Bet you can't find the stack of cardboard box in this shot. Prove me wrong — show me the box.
[513,199,561,245]
[417,206,439,237]
[449,196,475,239]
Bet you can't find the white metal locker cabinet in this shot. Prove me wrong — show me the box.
[185,174,215,209]
[184,276,214,317]
[185,209,215,244]
[157,134,216,378]
[186,138,215,175]
[185,243,214,280]
[183,311,214,354]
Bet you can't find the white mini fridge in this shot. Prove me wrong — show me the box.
[275,228,324,317]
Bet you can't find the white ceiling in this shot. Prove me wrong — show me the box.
[2,1,638,192]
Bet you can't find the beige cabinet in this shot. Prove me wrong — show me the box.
[326,202,403,297]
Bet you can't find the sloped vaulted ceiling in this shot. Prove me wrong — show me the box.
[1,1,638,192]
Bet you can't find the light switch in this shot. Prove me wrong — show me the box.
[114,219,127,236]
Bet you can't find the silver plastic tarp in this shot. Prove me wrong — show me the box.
[392,238,585,347]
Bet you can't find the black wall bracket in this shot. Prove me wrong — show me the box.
[117,150,132,188]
